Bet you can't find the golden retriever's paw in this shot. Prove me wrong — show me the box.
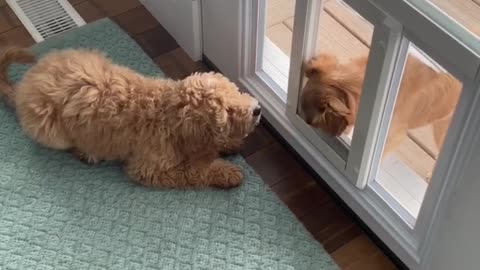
[69,149,103,165]
[210,161,244,189]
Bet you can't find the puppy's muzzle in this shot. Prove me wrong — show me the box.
[252,104,261,126]
[253,105,261,117]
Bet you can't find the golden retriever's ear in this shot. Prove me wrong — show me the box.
[310,94,352,137]
[326,95,350,117]
[304,54,339,78]
[326,96,350,135]
[325,92,357,136]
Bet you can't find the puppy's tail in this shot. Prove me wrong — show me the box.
[0,45,36,106]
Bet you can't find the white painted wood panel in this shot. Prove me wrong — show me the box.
[141,0,203,60]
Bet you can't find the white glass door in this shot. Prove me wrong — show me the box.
[201,0,480,268]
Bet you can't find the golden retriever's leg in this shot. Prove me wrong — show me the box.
[125,158,244,189]
[432,116,451,155]
[422,116,452,183]
[382,122,408,159]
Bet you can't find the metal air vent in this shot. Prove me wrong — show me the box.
[7,0,85,42]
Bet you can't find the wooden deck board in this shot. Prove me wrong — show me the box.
[408,126,440,158]
[266,23,293,55]
[283,11,368,62]
[316,11,368,61]
[284,11,368,62]
[324,0,373,46]
[283,17,294,31]
[430,0,480,37]
[396,137,436,180]
[266,0,296,28]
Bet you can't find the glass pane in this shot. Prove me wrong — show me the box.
[424,0,480,38]
[263,0,296,97]
[373,43,462,220]
[299,0,374,152]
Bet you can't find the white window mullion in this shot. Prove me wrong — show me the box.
[286,0,324,115]
[346,17,409,188]
[285,0,354,170]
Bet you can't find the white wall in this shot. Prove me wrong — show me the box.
[141,0,203,61]
[201,0,242,79]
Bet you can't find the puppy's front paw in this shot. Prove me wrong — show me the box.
[219,141,243,156]
[224,165,244,188]
[69,149,103,165]
[219,148,241,157]
[211,161,244,189]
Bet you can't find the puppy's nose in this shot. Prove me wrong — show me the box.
[253,105,261,117]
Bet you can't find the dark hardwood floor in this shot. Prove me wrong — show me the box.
[0,1,400,269]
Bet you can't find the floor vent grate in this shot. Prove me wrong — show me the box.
[7,0,85,42]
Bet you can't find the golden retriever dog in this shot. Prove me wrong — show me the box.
[301,53,461,158]
[0,46,261,189]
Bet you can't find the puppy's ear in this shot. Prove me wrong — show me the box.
[304,54,339,78]
[174,109,218,164]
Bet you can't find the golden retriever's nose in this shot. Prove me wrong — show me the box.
[253,105,261,117]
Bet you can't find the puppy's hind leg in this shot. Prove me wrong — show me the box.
[19,106,73,150]
[125,157,244,189]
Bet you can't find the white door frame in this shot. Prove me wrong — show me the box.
[201,0,480,268]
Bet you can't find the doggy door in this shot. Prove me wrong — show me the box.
[287,0,381,171]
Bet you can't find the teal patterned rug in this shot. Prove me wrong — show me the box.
[0,19,338,270]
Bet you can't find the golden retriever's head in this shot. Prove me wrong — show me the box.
[301,55,360,136]
[175,72,260,160]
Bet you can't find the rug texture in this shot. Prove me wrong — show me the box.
[0,19,338,270]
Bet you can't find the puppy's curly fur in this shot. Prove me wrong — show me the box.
[0,46,261,189]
